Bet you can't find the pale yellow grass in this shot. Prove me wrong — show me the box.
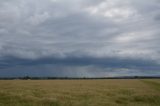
[0,79,160,106]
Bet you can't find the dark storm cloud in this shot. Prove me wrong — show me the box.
[0,0,160,77]
[0,56,160,77]
[0,56,159,69]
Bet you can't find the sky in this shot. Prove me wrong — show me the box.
[0,0,160,77]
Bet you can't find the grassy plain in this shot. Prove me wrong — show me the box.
[0,79,160,106]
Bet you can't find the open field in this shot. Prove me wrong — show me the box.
[0,79,160,106]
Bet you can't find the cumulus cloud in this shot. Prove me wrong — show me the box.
[0,0,160,77]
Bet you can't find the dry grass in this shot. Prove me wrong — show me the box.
[0,79,160,106]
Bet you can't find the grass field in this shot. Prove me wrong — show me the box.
[0,79,160,106]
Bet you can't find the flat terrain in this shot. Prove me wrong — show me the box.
[0,79,160,106]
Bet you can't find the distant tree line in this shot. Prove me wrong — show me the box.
[0,76,160,80]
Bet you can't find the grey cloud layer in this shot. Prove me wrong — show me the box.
[0,0,160,77]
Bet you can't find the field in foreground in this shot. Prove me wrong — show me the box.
[0,79,160,106]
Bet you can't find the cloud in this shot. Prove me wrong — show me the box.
[0,0,160,77]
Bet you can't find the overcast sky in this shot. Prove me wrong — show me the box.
[0,0,160,77]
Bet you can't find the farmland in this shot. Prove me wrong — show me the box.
[0,79,160,106]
